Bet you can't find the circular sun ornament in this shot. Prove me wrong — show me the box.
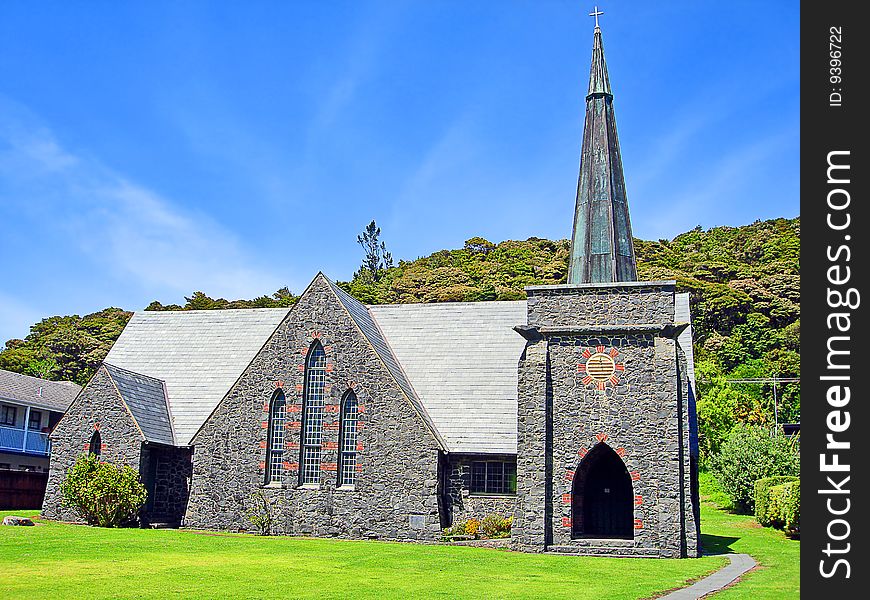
[578,346,625,390]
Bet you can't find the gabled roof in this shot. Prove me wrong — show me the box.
[369,301,528,454]
[103,364,174,446]
[104,308,291,444]
[326,278,447,450]
[0,368,81,412]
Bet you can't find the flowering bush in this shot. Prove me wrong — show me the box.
[442,515,512,540]
[481,514,512,538]
[464,518,481,536]
[60,454,147,527]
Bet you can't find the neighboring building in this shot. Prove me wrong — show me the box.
[0,369,81,472]
[42,21,700,557]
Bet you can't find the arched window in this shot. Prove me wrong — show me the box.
[300,341,327,485]
[265,390,287,485]
[89,430,101,457]
[338,391,359,487]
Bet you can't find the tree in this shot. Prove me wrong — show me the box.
[25,357,58,379]
[712,424,799,513]
[356,220,393,282]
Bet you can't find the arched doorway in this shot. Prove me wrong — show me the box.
[571,443,633,539]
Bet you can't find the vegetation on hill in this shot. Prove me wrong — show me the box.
[0,308,132,385]
[1,217,800,457]
[339,218,800,463]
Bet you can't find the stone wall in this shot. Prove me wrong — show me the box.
[526,281,675,327]
[186,275,444,541]
[42,366,145,521]
[444,455,516,524]
[512,281,700,557]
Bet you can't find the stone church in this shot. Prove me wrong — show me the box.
[42,22,700,558]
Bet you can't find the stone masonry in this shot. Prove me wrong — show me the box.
[42,366,146,522]
[511,281,700,557]
[185,274,444,540]
[444,454,516,524]
[140,444,192,524]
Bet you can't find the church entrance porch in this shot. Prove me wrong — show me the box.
[140,443,192,527]
[571,443,633,540]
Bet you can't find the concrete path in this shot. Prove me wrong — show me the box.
[660,553,757,599]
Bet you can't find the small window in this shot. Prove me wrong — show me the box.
[265,391,287,485]
[470,460,517,495]
[1,405,16,426]
[28,410,42,430]
[89,430,101,457]
[338,391,359,487]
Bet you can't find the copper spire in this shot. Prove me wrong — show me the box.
[568,17,637,284]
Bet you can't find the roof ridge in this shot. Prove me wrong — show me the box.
[103,361,166,384]
[323,276,448,451]
[132,307,291,316]
[103,363,176,446]
[367,299,527,309]
[0,368,82,389]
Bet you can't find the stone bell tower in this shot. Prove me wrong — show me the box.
[511,12,700,558]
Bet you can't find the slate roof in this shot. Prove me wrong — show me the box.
[327,280,448,450]
[104,308,291,444]
[369,301,528,454]
[93,282,694,456]
[103,364,174,446]
[0,368,81,413]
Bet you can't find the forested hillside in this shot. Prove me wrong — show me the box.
[1,217,799,459]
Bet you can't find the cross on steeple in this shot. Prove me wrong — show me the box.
[568,6,638,284]
[589,6,603,29]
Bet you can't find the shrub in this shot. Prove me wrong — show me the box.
[443,515,512,540]
[781,480,800,536]
[442,521,468,538]
[481,514,512,538]
[465,518,481,536]
[755,476,799,526]
[766,480,800,536]
[712,424,799,513]
[246,490,278,535]
[60,454,147,527]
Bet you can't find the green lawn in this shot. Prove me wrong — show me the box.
[0,479,797,599]
[696,472,800,598]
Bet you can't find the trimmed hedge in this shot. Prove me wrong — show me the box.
[755,477,800,537]
[755,476,799,527]
[773,480,800,536]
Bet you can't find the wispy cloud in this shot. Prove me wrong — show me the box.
[0,97,285,304]
[637,127,798,239]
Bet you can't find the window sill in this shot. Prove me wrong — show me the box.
[297,483,320,490]
[467,493,517,498]
[335,485,356,492]
[260,482,283,489]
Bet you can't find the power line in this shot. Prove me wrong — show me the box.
[696,376,800,429]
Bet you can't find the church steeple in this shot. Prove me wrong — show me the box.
[568,12,637,284]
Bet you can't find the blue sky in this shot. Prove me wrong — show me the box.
[0,1,798,343]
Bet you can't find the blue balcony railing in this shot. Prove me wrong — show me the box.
[0,425,51,455]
